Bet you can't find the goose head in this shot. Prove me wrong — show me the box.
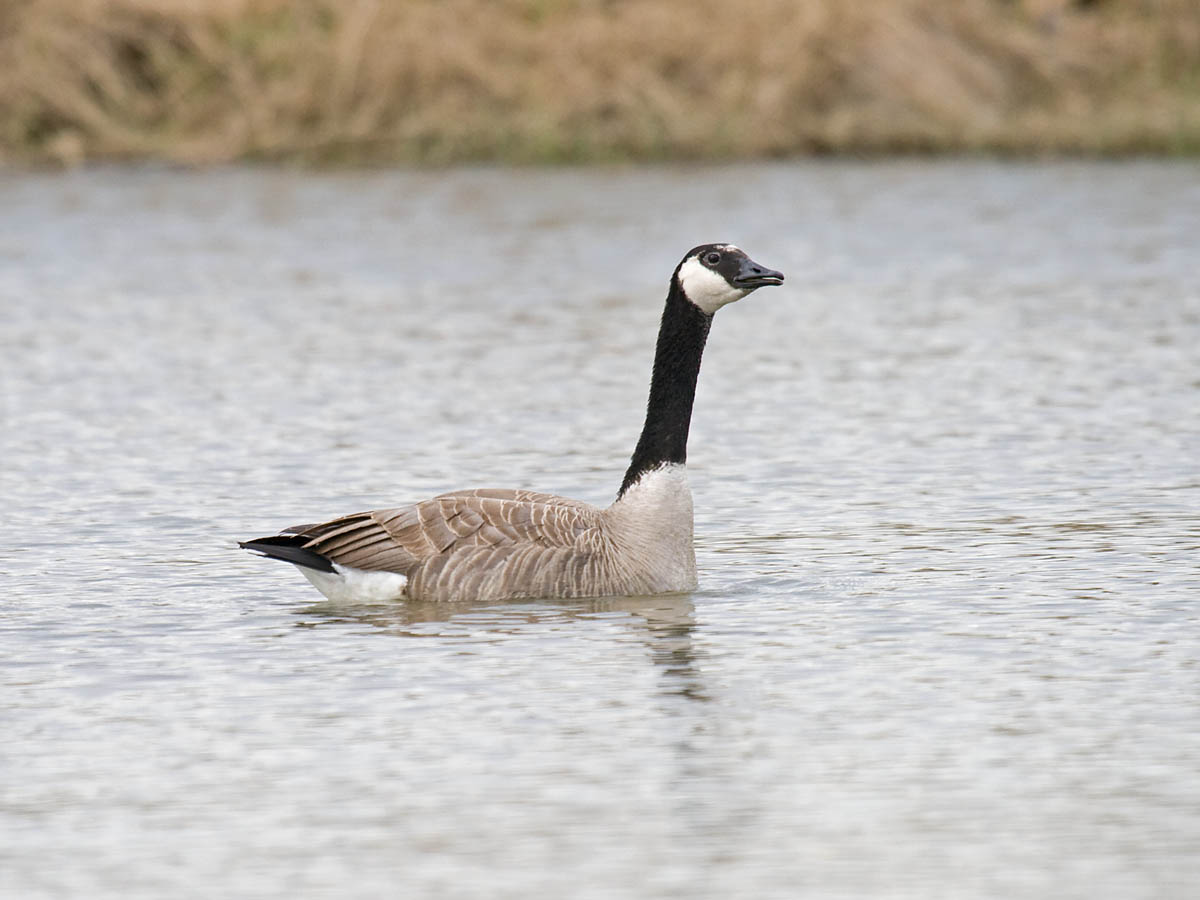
[675,244,784,315]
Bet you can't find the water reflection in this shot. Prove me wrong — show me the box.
[293,592,708,700]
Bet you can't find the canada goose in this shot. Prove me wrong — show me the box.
[241,243,783,603]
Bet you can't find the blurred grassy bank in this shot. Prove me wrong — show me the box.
[2,0,1199,166]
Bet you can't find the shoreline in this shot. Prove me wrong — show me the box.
[3,0,1198,168]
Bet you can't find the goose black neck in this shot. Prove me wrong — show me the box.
[618,282,712,497]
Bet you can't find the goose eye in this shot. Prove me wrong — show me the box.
[704,252,721,265]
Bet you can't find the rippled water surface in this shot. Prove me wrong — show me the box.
[2,162,1198,899]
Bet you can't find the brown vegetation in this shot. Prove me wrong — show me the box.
[1,0,1198,166]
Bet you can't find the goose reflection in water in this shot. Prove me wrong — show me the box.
[291,592,708,701]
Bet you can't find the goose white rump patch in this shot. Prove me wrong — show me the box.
[299,563,408,603]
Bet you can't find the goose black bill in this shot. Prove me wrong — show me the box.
[732,256,785,289]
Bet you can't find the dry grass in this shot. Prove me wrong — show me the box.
[1,0,1198,166]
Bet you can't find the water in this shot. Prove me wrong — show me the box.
[1,161,1198,899]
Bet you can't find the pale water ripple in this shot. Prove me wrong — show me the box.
[1,161,1198,899]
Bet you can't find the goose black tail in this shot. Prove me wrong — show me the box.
[239,535,336,573]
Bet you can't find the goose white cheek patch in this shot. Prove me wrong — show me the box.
[677,257,748,314]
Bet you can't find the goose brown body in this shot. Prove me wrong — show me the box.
[269,473,695,603]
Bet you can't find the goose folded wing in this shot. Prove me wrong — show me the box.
[292,489,601,574]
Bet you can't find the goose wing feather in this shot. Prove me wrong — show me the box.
[286,489,608,601]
